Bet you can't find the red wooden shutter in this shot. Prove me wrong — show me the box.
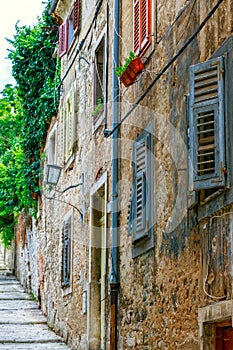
[134,0,140,54]
[133,0,152,56]
[73,0,81,34]
[58,21,68,58]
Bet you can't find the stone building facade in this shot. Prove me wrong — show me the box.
[14,0,233,349]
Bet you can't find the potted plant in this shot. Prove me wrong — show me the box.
[92,97,103,117]
[115,52,144,87]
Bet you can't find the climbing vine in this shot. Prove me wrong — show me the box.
[0,1,60,247]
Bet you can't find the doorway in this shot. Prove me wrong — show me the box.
[88,173,107,350]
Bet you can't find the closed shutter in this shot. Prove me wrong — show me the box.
[58,21,68,58]
[60,106,65,164]
[65,85,75,163]
[61,217,71,287]
[73,0,81,34]
[133,0,152,56]
[189,57,225,190]
[132,131,152,243]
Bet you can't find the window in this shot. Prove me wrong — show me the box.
[61,215,72,288]
[131,128,154,258]
[133,0,152,56]
[93,32,107,130]
[48,126,57,165]
[189,56,226,192]
[60,83,76,166]
[58,0,81,58]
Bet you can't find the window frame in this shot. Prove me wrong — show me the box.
[61,211,73,295]
[188,56,226,192]
[93,27,107,131]
[60,83,76,168]
[58,0,81,58]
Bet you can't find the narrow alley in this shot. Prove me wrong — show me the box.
[0,253,70,349]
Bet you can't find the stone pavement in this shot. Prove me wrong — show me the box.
[0,271,71,349]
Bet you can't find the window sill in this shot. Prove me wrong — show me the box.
[92,110,105,133]
[62,284,72,297]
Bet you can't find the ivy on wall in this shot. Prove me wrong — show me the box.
[0,1,60,247]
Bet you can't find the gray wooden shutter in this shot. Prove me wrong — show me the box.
[62,217,71,287]
[132,131,152,243]
[189,56,225,190]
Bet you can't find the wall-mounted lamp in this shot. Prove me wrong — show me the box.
[45,164,84,220]
[46,164,62,185]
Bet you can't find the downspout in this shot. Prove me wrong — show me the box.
[109,0,120,348]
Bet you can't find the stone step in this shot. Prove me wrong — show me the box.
[0,343,69,349]
[0,284,25,292]
[0,292,32,300]
[0,309,47,324]
[0,324,64,343]
[0,299,38,310]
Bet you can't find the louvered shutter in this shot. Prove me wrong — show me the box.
[133,0,152,56]
[134,0,140,54]
[73,0,81,34]
[132,131,152,243]
[60,106,65,164]
[62,217,71,287]
[58,21,68,58]
[189,57,225,190]
[65,85,75,163]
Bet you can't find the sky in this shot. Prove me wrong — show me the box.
[0,0,45,93]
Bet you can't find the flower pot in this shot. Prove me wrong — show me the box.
[128,57,144,75]
[119,57,144,87]
[120,70,137,87]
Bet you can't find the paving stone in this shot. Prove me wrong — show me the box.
[0,300,38,310]
[0,309,47,324]
[0,283,25,292]
[0,344,69,349]
[0,292,31,300]
[0,273,70,349]
[0,324,64,342]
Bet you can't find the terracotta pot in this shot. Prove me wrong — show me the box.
[120,57,144,87]
[128,57,144,74]
[120,70,136,87]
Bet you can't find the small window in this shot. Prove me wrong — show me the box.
[48,129,57,165]
[60,84,76,165]
[93,36,106,128]
[94,38,104,107]
[189,56,226,192]
[131,128,154,258]
[61,215,72,287]
[58,0,81,58]
[133,0,152,56]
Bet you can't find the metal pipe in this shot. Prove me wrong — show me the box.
[110,0,120,348]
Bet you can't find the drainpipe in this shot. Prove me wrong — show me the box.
[109,0,120,348]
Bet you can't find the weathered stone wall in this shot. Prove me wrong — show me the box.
[14,211,39,297]
[118,0,233,349]
[15,0,233,349]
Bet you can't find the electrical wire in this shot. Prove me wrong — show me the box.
[203,211,233,300]
[58,0,104,93]
[104,0,224,138]
[42,192,83,219]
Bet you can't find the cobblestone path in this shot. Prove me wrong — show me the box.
[0,256,70,349]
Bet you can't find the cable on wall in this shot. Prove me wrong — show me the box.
[104,0,224,138]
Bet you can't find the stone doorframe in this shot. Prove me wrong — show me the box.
[198,300,233,349]
[87,172,108,350]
